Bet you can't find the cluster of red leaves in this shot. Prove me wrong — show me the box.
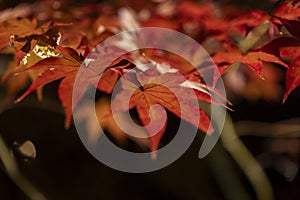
[269,0,300,102]
[1,0,300,152]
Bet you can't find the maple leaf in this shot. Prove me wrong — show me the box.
[261,36,300,87]
[280,46,300,58]
[0,18,46,50]
[212,9,270,49]
[0,18,61,66]
[14,46,83,127]
[229,10,270,36]
[110,66,214,153]
[59,32,86,50]
[283,55,300,102]
[262,37,300,57]
[1,42,61,102]
[272,0,300,21]
[14,46,133,127]
[279,19,300,40]
[141,49,197,76]
[213,47,288,77]
[271,1,300,40]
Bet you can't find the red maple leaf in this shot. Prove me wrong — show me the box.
[280,46,300,58]
[283,55,300,102]
[110,66,215,153]
[0,17,61,65]
[213,47,288,77]
[272,0,300,21]
[15,46,83,127]
[262,37,300,57]
[15,46,133,127]
[0,18,48,50]
[271,1,300,40]
[229,10,270,36]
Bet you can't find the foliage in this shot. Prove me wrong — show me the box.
[1,0,300,152]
